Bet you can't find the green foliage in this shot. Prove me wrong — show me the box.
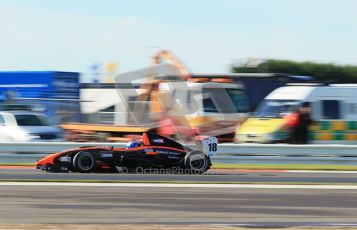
[232,59,357,83]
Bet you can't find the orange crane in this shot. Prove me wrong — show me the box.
[151,50,190,79]
[61,50,245,142]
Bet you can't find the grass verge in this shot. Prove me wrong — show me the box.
[0,162,34,166]
[212,163,357,171]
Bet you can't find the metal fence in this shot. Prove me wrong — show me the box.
[1,142,357,165]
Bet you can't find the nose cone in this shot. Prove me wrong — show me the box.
[36,151,63,167]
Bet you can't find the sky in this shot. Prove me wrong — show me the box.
[0,0,356,77]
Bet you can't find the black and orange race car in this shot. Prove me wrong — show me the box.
[36,133,217,174]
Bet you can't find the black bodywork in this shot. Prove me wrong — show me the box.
[36,133,211,174]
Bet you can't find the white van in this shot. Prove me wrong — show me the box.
[236,85,357,144]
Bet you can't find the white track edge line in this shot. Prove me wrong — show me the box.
[1,182,357,189]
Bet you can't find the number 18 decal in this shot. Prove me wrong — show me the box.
[203,137,218,157]
[208,142,217,152]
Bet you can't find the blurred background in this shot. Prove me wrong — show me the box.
[0,0,356,144]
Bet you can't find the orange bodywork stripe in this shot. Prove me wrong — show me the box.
[142,133,151,146]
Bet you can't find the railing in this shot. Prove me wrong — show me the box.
[1,142,357,164]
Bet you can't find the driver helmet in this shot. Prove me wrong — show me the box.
[126,140,141,149]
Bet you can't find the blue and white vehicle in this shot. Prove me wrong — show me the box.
[0,111,64,142]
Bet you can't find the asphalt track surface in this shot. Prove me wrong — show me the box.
[2,166,357,184]
[2,168,357,226]
[1,183,357,226]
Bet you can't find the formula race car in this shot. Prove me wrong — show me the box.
[36,133,218,174]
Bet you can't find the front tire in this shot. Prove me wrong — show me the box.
[184,150,211,174]
[73,151,96,173]
[45,164,57,172]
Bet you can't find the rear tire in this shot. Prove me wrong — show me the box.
[73,151,96,173]
[184,150,211,174]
